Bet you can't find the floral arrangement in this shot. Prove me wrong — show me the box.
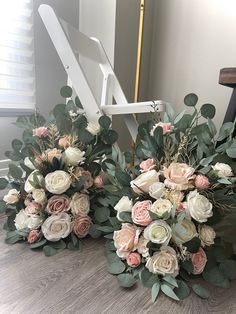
[104,94,236,301]
[0,86,119,256]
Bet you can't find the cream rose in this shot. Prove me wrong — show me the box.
[163,163,195,190]
[71,193,90,216]
[199,224,216,247]
[45,170,71,194]
[25,170,44,193]
[164,190,184,205]
[150,199,172,219]
[186,190,213,223]
[15,209,43,230]
[113,223,141,258]
[172,218,198,245]
[86,122,100,135]
[114,196,133,221]
[212,162,233,177]
[32,189,46,204]
[149,182,166,199]
[144,220,172,245]
[3,189,20,204]
[41,213,71,241]
[146,246,179,277]
[64,147,85,166]
[130,170,160,194]
[137,235,150,258]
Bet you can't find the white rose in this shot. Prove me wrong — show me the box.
[130,170,160,194]
[24,170,44,193]
[144,220,172,245]
[32,189,46,204]
[71,193,90,216]
[199,224,216,247]
[150,198,172,219]
[45,170,71,194]
[24,157,36,170]
[41,213,71,241]
[172,218,198,244]
[64,147,85,166]
[186,190,213,223]
[146,246,179,277]
[15,209,43,230]
[86,122,100,135]
[114,196,133,221]
[137,235,150,258]
[3,189,20,204]
[212,162,233,177]
[149,182,166,199]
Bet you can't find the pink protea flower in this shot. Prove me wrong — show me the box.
[32,127,48,138]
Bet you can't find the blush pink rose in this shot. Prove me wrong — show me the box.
[25,201,41,214]
[94,175,104,188]
[59,136,70,149]
[191,248,207,275]
[126,252,141,268]
[27,230,40,244]
[140,158,155,172]
[32,127,48,138]
[194,175,210,190]
[73,216,92,238]
[163,162,195,190]
[46,195,71,215]
[113,223,141,258]
[131,200,152,226]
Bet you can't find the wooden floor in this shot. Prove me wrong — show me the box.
[0,217,236,314]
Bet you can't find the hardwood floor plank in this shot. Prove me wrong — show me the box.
[0,216,235,314]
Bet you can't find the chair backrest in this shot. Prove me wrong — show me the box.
[38,4,140,139]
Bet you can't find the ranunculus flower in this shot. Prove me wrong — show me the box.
[113,223,141,259]
[163,163,195,190]
[59,136,70,149]
[131,200,152,226]
[25,170,44,193]
[172,218,198,245]
[140,158,155,172]
[194,175,210,190]
[114,196,133,221]
[15,209,43,230]
[144,220,172,245]
[212,162,233,177]
[149,182,166,199]
[191,248,207,275]
[94,175,104,188]
[45,170,71,194]
[3,189,20,204]
[32,127,48,138]
[146,245,179,277]
[46,195,71,214]
[24,157,36,170]
[150,122,173,136]
[137,236,149,258]
[186,189,213,223]
[64,147,85,166]
[25,201,41,214]
[86,122,100,135]
[32,189,46,204]
[27,230,40,244]
[73,215,92,238]
[41,213,71,241]
[150,199,172,219]
[73,167,93,190]
[198,224,216,247]
[71,193,90,216]
[126,252,141,268]
[131,170,160,194]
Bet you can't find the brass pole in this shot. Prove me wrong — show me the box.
[134,0,145,103]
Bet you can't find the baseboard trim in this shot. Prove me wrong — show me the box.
[0,159,9,177]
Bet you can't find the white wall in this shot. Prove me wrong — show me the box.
[148,0,236,127]
[0,0,79,161]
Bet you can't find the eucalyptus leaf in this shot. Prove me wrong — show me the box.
[161,284,180,301]
[117,273,136,288]
[163,275,178,288]
[0,178,8,190]
[184,93,198,107]
[96,226,114,233]
[43,245,58,256]
[192,284,209,299]
[11,139,23,151]
[99,115,111,129]
[29,239,47,249]
[118,212,133,223]
[219,260,236,280]
[94,207,110,223]
[202,266,230,288]
[174,280,190,300]
[226,141,236,158]
[8,163,23,180]
[217,122,234,141]
[140,268,159,288]
[60,85,73,98]
[151,282,160,302]
[200,103,216,119]
[107,259,126,275]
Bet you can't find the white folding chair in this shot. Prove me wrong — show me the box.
[38,4,166,141]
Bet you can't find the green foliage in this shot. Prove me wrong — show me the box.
[226,140,236,158]
[43,245,58,256]
[203,266,230,288]
[184,93,198,107]
[192,284,209,299]
[8,163,23,180]
[219,260,236,280]
[174,280,190,300]
[107,259,126,275]
[99,115,111,129]
[161,283,180,301]
[60,85,73,98]
[103,130,118,144]
[94,207,110,223]
[140,268,159,288]
[217,122,234,141]
[151,282,160,302]
[200,104,216,119]
[118,212,132,223]
[0,178,8,190]
[184,237,201,253]
[117,273,136,288]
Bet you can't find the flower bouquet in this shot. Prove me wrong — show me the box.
[104,94,236,301]
[0,86,119,256]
